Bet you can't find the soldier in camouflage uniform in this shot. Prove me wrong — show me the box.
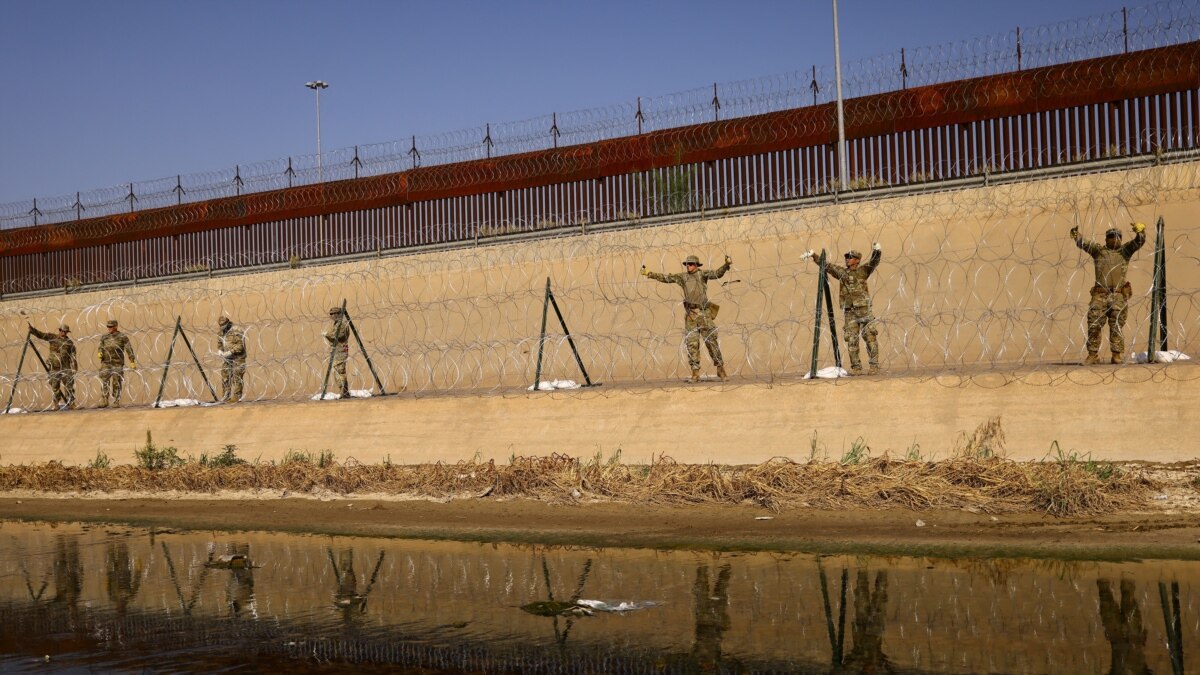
[806,244,883,375]
[28,323,77,410]
[323,307,351,398]
[1072,222,1146,364]
[641,254,732,382]
[216,316,247,403]
[97,319,137,408]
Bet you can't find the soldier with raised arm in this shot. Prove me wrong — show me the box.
[1071,222,1146,364]
[323,307,351,398]
[216,316,247,403]
[641,253,732,382]
[28,322,77,409]
[804,244,883,375]
[97,319,137,408]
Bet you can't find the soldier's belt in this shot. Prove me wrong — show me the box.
[682,302,708,310]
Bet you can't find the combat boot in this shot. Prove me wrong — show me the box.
[1084,352,1100,365]
[227,395,240,404]
[867,364,879,376]
[716,366,727,381]
[340,387,351,399]
[689,369,701,383]
[111,400,121,409]
[1111,352,1124,365]
[97,400,109,409]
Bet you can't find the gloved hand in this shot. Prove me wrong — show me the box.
[129,361,137,370]
[1069,226,1080,239]
[96,351,103,362]
[724,255,732,266]
[639,265,649,277]
[1132,222,1146,234]
[800,250,815,260]
[872,242,881,252]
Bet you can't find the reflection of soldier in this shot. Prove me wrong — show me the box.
[222,543,256,619]
[52,536,84,630]
[642,254,732,382]
[97,319,137,408]
[807,245,882,375]
[216,316,247,403]
[328,548,385,625]
[323,307,351,398]
[28,323,77,409]
[1097,578,1151,675]
[1071,223,1146,364]
[105,541,144,617]
[838,570,892,674]
[691,563,733,669]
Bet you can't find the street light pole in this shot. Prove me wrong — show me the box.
[832,0,847,192]
[305,80,329,183]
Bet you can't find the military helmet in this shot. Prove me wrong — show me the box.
[844,250,863,260]
[58,324,70,333]
[1105,228,1122,239]
[682,255,703,266]
[105,319,118,328]
[328,307,343,316]
[218,316,232,327]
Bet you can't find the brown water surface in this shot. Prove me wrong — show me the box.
[0,520,1194,673]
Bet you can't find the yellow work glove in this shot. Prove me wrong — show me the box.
[639,265,649,277]
[129,361,137,369]
[96,351,103,361]
[1069,226,1080,239]
[1132,222,1146,234]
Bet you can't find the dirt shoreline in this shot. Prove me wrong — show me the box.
[3,495,1200,561]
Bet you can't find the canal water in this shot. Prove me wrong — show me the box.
[0,520,1193,673]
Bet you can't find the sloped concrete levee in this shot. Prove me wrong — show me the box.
[1,164,1197,465]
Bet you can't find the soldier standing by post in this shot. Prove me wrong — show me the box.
[323,307,351,398]
[216,316,247,403]
[641,253,732,382]
[28,322,77,410]
[804,243,883,375]
[1071,222,1146,364]
[97,319,137,408]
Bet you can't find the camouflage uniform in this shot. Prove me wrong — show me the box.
[97,321,137,408]
[323,308,351,397]
[1075,227,1145,362]
[825,248,882,373]
[217,318,247,403]
[29,324,77,409]
[646,256,731,378]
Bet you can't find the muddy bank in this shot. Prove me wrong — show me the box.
[2,496,1200,560]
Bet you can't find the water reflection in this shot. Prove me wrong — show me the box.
[104,541,144,618]
[0,522,1196,673]
[328,547,385,624]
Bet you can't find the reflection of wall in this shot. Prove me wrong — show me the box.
[0,522,1196,673]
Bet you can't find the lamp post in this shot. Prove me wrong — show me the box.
[305,80,329,183]
[832,0,847,192]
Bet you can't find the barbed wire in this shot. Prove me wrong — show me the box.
[1,161,1196,411]
[1,0,1196,231]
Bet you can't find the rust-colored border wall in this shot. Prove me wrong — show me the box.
[3,43,1197,259]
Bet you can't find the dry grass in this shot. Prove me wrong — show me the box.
[0,451,1160,517]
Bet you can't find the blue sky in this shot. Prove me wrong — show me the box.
[0,0,1153,204]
